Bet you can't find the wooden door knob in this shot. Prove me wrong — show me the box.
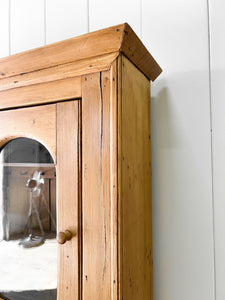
[57,230,72,244]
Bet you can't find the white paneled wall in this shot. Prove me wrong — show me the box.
[1,1,225,299]
[10,0,45,54]
[209,1,225,300]
[46,0,88,44]
[89,0,141,37]
[143,1,214,300]
[0,0,9,58]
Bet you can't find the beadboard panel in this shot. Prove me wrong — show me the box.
[142,1,209,73]
[0,0,9,59]
[142,1,215,300]
[10,0,45,54]
[89,0,141,37]
[209,1,225,299]
[46,0,88,44]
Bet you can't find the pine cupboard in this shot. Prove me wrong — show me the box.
[0,24,161,300]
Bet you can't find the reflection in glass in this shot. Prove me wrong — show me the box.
[0,138,57,300]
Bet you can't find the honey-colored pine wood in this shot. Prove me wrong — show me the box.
[82,72,112,299]
[0,104,56,161]
[119,55,153,299]
[0,76,81,110]
[121,23,161,81]
[57,100,80,300]
[0,24,161,300]
[117,55,123,300]
[0,23,161,82]
[50,176,57,232]
[0,52,118,93]
[0,24,125,79]
[110,59,119,300]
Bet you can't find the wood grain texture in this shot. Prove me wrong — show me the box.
[82,72,112,299]
[117,55,123,300]
[121,23,162,81]
[0,77,81,110]
[57,101,80,300]
[110,60,119,300]
[0,24,125,79]
[0,23,161,82]
[0,53,119,92]
[0,104,56,161]
[119,55,153,299]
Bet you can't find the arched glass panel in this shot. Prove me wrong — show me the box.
[0,138,57,300]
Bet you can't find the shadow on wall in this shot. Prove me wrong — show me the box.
[150,72,213,299]
[151,71,211,184]
[151,78,190,149]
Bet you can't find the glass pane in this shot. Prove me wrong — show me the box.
[0,138,57,300]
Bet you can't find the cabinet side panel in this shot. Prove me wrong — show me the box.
[82,72,111,299]
[57,101,80,299]
[120,55,153,299]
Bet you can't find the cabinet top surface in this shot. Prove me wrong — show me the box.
[0,23,162,82]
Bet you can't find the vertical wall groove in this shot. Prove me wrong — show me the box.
[44,0,47,45]
[140,0,143,40]
[206,0,216,299]
[87,0,90,32]
[8,0,11,55]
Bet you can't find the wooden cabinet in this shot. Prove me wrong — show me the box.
[0,23,161,300]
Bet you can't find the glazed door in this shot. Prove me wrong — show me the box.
[0,101,80,300]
